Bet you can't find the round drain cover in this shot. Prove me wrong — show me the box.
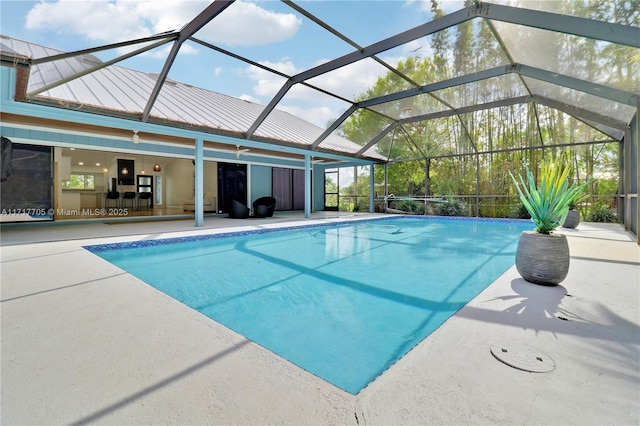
[490,343,555,373]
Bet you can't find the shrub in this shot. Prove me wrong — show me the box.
[513,203,531,219]
[589,204,617,223]
[437,199,465,216]
[352,200,369,212]
[396,200,425,215]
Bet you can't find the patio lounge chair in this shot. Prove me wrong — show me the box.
[252,196,276,218]
[228,198,250,219]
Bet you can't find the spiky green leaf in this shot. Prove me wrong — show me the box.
[509,159,592,234]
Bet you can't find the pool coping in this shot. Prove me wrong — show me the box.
[2,215,638,425]
[82,215,532,252]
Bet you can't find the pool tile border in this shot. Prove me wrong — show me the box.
[83,215,531,252]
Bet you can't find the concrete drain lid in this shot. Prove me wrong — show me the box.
[490,343,555,373]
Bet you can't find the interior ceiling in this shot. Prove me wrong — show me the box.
[10,1,640,163]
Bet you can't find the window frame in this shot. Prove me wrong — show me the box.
[62,173,96,190]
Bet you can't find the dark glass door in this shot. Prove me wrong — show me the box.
[218,163,247,213]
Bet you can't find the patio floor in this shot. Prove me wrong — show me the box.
[1,213,639,425]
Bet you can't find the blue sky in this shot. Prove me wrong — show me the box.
[0,0,464,127]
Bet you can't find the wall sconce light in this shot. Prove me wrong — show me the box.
[153,163,161,172]
[132,130,140,144]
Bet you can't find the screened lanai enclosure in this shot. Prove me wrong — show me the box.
[0,1,638,237]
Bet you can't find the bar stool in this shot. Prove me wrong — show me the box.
[105,191,120,208]
[137,192,152,211]
[122,191,136,210]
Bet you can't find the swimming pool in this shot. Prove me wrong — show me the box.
[85,216,530,394]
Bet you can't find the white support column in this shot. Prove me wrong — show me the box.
[384,163,389,213]
[305,154,311,218]
[635,99,639,242]
[195,137,204,227]
[369,164,375,213]
[623,126,630,232]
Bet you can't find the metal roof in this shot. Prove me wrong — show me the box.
[1,35,376,160]
[1,1,638,163]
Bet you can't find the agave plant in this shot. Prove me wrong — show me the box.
[509,159,591,235]
[567,185,591,210]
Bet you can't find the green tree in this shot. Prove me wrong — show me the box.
[341,0,622,217]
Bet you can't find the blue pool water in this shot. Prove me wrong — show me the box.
[86,217,530,394]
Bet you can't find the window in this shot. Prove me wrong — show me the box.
[62,174,95,190]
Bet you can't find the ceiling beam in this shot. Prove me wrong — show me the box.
[30,32,178,65]
[311,62,635,150]
[28,38,174,97]
[310,105,358,149]
[243,1,639,151]
[479,2,640,48]
[190,36,291,79]
[294,6,477,84]
[245,80,294,138]
[356,123,399,156]
[310,66,515,150]
[531,95,628,131]
[517,64,639,106]
[244,5,478,138]
[357,97,532,158]
[142,1,235,122]
[359,65,513,109]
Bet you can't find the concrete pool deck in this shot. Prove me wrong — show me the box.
[1,213,639,425]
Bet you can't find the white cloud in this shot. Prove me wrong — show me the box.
[255,59,299,76]
[239,94,261,103]
[306,58,383,100]
[24,0,301,47]
[277,105,336,129]
[197,2,301,47]
[243,55,391,104]
[26,0,155,42]
[242,55,406,126]
[244,60,295,98]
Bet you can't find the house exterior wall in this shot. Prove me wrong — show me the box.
[250,165,272,204]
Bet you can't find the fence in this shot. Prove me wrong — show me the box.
[373,194,619,221]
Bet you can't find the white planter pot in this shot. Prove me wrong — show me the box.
[515,231,570,286]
